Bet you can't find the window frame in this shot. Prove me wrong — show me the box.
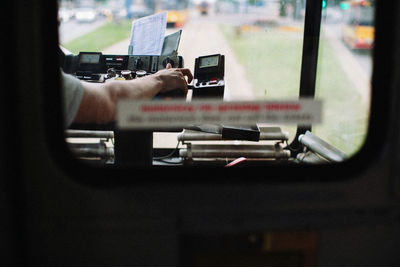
[289,0,323,153]
[41,0,395,183]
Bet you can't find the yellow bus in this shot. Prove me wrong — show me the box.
[159,0,189,28]
[197,1,210,15]
[341,0,374,49]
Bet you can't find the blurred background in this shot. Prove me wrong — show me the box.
[58,0,374,156]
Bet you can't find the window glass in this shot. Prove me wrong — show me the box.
[58,0,374,166]
[314,0,374,156]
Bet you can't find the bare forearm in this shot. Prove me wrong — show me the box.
[72,66,192,124]
[73,82,115,124]
[105,75,163,100]
[74,77,163,124]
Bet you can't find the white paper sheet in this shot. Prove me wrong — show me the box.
[129,12,167,55]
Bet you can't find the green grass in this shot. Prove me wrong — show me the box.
[62,20,132,54]
[220,25,369,155]
[220,25,303,99]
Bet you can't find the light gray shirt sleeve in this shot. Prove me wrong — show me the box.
[61,69,84,127]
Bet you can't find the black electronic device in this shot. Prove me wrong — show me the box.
[192,54,225,99]
[186,124,260,141]
[221,125,260,142]
[61,50,186,100]
[62,51,183,80]
[76,52,106,77]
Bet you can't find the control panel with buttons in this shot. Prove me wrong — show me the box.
[63,52,183,80]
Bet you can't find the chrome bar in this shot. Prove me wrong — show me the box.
[298,131,347,162]
[65,130,114,139]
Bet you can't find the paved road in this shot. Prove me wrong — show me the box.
[59,18,107,44]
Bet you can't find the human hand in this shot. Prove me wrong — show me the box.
[154,63,193,95]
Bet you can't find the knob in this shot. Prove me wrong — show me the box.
[106,68,116,78]
[136,70,147,77]
[135,58,143,69]
[121,70,133,80]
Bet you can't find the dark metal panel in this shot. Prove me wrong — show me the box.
[299,0,323,99]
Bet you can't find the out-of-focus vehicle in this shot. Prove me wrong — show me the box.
[75,7,97,23]
[129,4,153,19]
[159,0,189,28]
[98,5,113,18]
[198,1,210,15]
[341,0,374,49]
[214,0,236,14]
[58,7,74,22]
[98,1,127,21]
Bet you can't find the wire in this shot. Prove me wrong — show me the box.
[153,141,181,160]
[225,157,247,167]
[284,140,302,153]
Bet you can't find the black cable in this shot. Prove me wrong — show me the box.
[285,140,303,153]
[153,141,181,160]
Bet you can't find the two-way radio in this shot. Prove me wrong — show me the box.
[62,51,225,100]
[62,51,183,82]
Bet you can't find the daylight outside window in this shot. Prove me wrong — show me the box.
[59,0,374,166]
